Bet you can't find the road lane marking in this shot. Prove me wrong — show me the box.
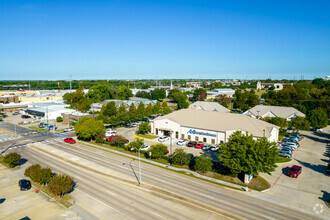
[199,193,215,200]
[106,190,118,197]
[75,188,134,220]
[151,211,164,219]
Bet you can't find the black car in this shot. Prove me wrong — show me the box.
[18,179,31,191]
[21,115,31,119]
[187,141,197,147]
[12,112,19,115]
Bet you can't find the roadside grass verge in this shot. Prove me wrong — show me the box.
[135,133,158,139]
[29,126,48,133]
[276,156,292,163]
[32,182,73,208]
[247,175,271,191]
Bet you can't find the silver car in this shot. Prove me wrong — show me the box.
[278,152,292,158]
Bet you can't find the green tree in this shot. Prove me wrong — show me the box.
[194,155,213,173]
[307,108,328,128]
[56,116,63,122]
[193,88,207,101]
[111,135,129,147]
[137,102,146,120]
[219,131,278,176]
[169,90,189,109]
[152,102,161,114]
[136,91,152,99]
[150,88,166,100]
[161,101,172,114]
[263,117,287,128]
[24,164,42,182]
[148,144,168,159]
[117,85,133,100]
[75,118,105,141]
[138,122,151,134]
[39,168,52,185]
[101,101,117,117]
[145,103,153,116]
[63,88,91,112]
[128,103,138,121]
[128,138,145,151]
[47,174,74,197]
[171,149,190,166]
[86,84,116,102]
[3,152,21,168]
[290,116,310,131]
[233,90,258,111]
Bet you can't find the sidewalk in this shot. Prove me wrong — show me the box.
[79,140,248,191]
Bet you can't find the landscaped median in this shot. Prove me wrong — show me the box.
[134,133,158,141]
[29,126,48,133]
[78,139,271,192]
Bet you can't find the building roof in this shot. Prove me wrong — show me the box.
[153,109,278,138]
[244,105,305,119]
[188,101,230,113]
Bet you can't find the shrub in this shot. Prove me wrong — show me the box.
[3,152,21,168]
[56,116,63,122]
[148,144,168,159]
[95,133,105,143]
[194,155,213,173]
[47,174,74,197]
[24,164,42,182]
[171,149,190,166]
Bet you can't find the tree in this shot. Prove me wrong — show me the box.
[161,101,172,114]
[128,103,138,121]
[136,91,151,99]
[233,90,258,111]
[137,102,146,120]
[169,90,189,109]
[218,95,231,108]
[95,133,106,143]
[128,138,145,151]
[24,164,42,182]
[39,168,52,185]
[171,149,190,166]
[290,116,310,131]
[145,103,153,116]
[75,118,105,141]
[194,155,213,173]
[101,101,117,117]
[307,108,328,129]
[138,122,151,134]
[148,144,168,159]
[56,116,63,122]
[152,102,161,114]
[193,88,207,101]
[150,88,166,100]
[117,85,133,100]
[63,88,91,112]
[47,174,74,197]
[219,131,278,176]
[86,84,116,102]
[263,117,287,128]
[3,152,21,168]
[111,135,129,147]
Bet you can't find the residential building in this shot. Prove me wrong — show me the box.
[243,105,305,121]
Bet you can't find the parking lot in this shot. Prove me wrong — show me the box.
[250,127,330,219]
[0,165,71,220]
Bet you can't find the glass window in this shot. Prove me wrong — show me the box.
[203,138,207,142]
[188,135,191,140]
[181,134,184,139]
[176,131,179,139]
[195,136,199,141]
[211,139,215,144]
[156,128,158,135]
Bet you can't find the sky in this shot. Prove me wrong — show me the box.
[0,0,329,80]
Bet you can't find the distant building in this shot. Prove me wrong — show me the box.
[186,82,201,88]
[91,98,158,112]
[189,101,230,113]
[0,95,19,104]
[256,81,292,91]
[61,112,93,124]
[207,88,235,99]
[243,105,305,121]
[23,102,75,120]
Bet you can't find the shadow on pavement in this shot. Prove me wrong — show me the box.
[319,190,330,202]
[282,166,290,176]
[302,134,328,144]
[0,198,5,204]
[17,158,28,166]
[295,159,328,176]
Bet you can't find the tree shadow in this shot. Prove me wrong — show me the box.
[319,190,330,202]
[17,158,28,166]
[0,198,5,204]
[19,217,31,220]
[295,159,327,176]
[302,133,329,144]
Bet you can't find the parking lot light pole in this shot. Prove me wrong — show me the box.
[138,148,142,186]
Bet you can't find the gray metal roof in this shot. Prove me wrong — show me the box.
[244,105,305,118]
[188,101,230,113]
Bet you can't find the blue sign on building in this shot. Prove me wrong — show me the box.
[187,129,216,137]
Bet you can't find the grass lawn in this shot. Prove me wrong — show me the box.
[135,133,158,139]
[32,182,73,208]
[202,171,270,191]
[276,156,292,163]
[254,89,267,97]
[29,126,48,133]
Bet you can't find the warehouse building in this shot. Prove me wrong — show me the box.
[150,109,279,144]
[23,102,75,120]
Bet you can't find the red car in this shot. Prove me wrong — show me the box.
[195,143,205,149]
[106,135,117,141]
[64,137,76,144]
[287,165,302,178]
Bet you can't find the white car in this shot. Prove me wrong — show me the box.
[141,145,150,151]
[64,127,74,132]
[158,136,170,142]
[177,140,187,146]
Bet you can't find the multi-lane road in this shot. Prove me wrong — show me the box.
[0,121,320,219]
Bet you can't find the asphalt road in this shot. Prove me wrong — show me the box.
[0,121,320,220]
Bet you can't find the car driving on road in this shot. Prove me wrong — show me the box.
[64,137,76,144]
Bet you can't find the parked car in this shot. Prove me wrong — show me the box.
[202,145,211,151]
[21,115,31,119]
[287,165,302,178]
[12,112,19,115]
[278,152,292,158]
[158,136,170,142]
[195,143,204,149]
[47,125,57,130]
[39,123,45,128]
[64,137,76,144]
[288,134,302,140]
[187,141,197,147]
[281,143,297,149]
[281,147,294,152]
[279,148,292,154]
[106,135,116,141]
[18,179,31,191]
[177,140,187,146]
[209,146,219,152]
[64,127,74,132]
[282,140,300,147]
[141,145,150,151]
[3,114,8,118]
[280,144,296,151]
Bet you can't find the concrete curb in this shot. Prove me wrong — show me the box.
[78,140,253,192]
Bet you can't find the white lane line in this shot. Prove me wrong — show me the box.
[106,190,118,197]
[151,211,164,219]
[75,188,134,220]
[199,193,215,200]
